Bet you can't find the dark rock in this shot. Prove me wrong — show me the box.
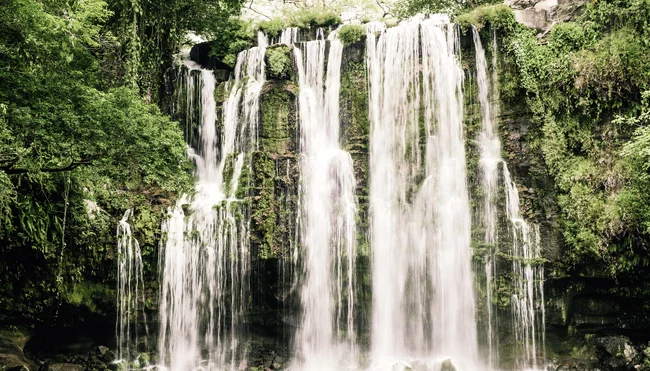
[96,346,109,356]
[189,41,233,77]
[100,350,116,364]
[574,297,620,316]
[595,336,637,369]
[264,352,277,367]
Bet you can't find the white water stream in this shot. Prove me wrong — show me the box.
[473,26,501,370]
[116,209,147,361]
[157,32,267,371]
[472,27,546,370]
[121,20,551,371]
[367,16,479,370]
[293,31,359,371]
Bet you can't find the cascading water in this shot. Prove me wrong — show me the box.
[157,33,267,371]
[116,17,551,371]
[504,164,545,370]
[367,16,479,369]
[472,27,546,370]
[473,26,501,370]
[116,209,147,362]
[279,27,300,45]
[293,30,359,371]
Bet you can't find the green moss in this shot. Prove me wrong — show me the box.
[489,0,650,282]
[260,82,292,153]
[340,61,369,150]
[338,25,366,46]
[339,60,370,254]
[236,153,252,199]
[251,152,279,259]
[222,153,236,196]
[265,45,292,80]
[214,81,228,104]
[493,275,513,309]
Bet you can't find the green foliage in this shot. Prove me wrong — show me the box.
[337,25,366,46]
[285,8,342,29]
[108,0,243,93]
[455,4,516,31]
[486,0,650,281]
[619,91,650,236]
[265,46,292,79]
[0,0,196,325]
[208,18,255,68]
[394,0,501,19]
[258,18,285,38]
[65,282,113,314]
[254,9,343,38]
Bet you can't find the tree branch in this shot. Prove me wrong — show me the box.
[2,158,94,175]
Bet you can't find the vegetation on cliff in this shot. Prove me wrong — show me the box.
[0,0,240,326]
[459,0,650,287]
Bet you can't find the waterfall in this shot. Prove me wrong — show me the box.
[157,33,267,370]
[293,30,359,370]
[504,164,546,370]
[473,26,501,370]
[116,209,147,361]
[367,16,479,369]
[139,18,549,371]
[279,27,300,45]
[472,27,546,370]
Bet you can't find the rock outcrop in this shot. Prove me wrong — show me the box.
[506,0,586,32]
[0,335,35,371]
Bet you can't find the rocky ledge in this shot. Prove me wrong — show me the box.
[506,0,586,32]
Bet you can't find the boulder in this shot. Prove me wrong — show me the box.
[439,359,457,371]
[0,335,35,371]
[507,0,586,32]
[188,41,233,80]
[595,336,637,369]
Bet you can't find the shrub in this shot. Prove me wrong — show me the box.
[266,45,292,79]
[454,4,515,31]
[258,18,285,38]
[337,24,366,46]
[209,18,255,67]
[286,8,342,29]
[223,53,237,68]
